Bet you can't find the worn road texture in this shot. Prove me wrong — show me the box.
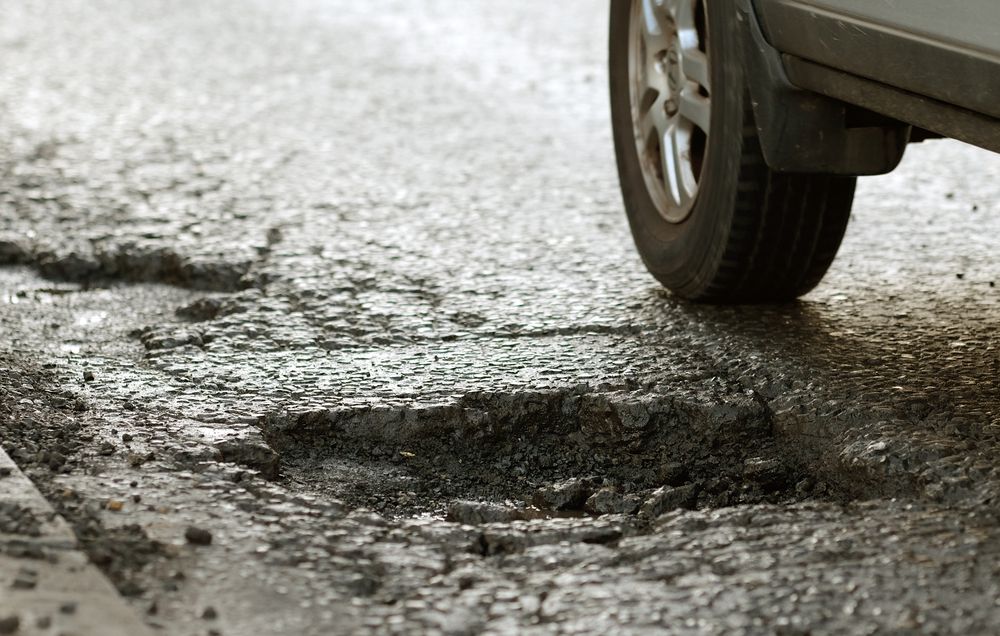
[2,1,1000,634]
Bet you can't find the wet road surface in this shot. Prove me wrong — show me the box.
[2,1,1000,634]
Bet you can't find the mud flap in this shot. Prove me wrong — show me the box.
[735,0,909,175]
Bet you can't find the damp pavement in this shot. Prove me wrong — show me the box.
[2,1,1000,634]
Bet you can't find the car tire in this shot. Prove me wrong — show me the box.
[609,0,857,302]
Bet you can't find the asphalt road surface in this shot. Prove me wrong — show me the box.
[2,1,1000,634]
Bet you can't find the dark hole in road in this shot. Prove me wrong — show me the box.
[262,387,851,522]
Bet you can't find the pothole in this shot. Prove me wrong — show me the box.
[263,386,851,524]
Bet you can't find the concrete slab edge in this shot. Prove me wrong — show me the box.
[0,447,154,636]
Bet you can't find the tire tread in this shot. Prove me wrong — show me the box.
[692,104,855,303]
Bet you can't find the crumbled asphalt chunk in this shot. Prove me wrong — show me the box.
[531,478,593,511]
[202,606,218,620]
[743,457,789,491]
[139,326,204,351]
[0,238,27,264]
[447,500,519,524]
[175,297,224,322]
[0,616,19,635]
[640,484,699,519]
[185,526,213,545]
[585,488,641,516]
[215,437,280,480]
[97,441,116,456]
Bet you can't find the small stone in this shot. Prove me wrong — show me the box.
[133,494,142,503]
[36,615,52,629]
[122,433,134,442]
[47,451,67,470]
[185,526,213,546]
[90,549,112,566]
[130,481,138,488]
[11,567,38,590]
[83,370,95,382]
[59,601,77,615]
[202,606,218,620]
[97,442,115,456]
[0,467,11,478]
[106,500,124,512]
[119,580,144,597]
[0,615,19,635]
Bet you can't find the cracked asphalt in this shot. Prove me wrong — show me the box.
[2,1,1000,634]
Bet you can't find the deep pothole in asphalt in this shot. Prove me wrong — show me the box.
[262,387,850,525]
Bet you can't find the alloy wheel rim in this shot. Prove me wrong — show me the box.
[628,0,711,224]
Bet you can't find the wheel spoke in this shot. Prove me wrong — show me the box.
[660,0,694,25]
[638,90,670,146]
[660,127,681,207]
[640,0,672,50]
[662,125,697,207]
[679,88,711,134]
[681,49,710,93]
